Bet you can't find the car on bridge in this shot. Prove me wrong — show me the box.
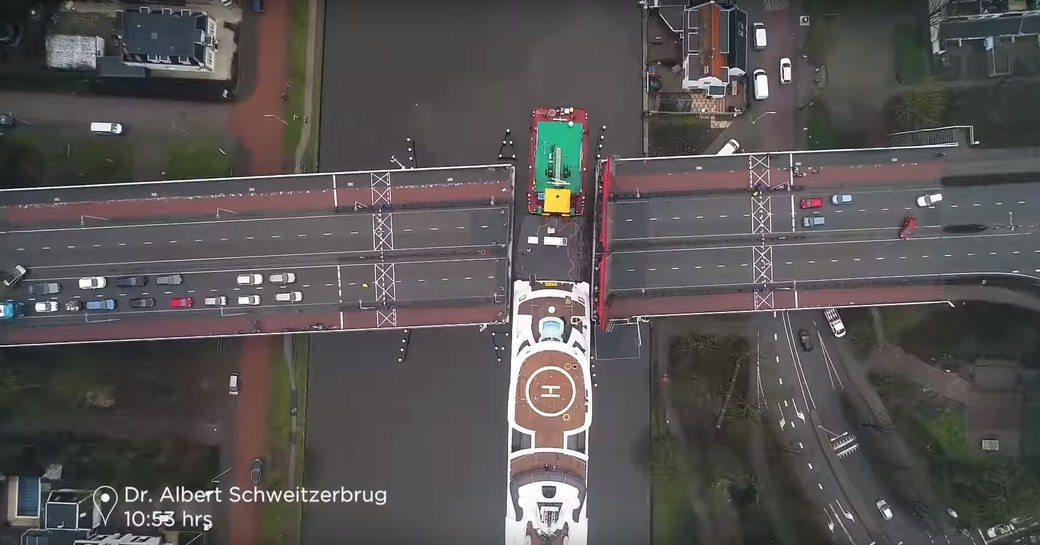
[3,265,27,288]
[275,291,303,303]
[205,296,228,307]
[238,295,261,306]
[33,301,58,313]
[155,274,183,286]
[170,297,194,309]
[800,197,823,209]
[85,299,116,311]
[29,282,61,296]
[269,272,296,284]
[78,276,107,290]
[115,275,147,288]
[830,194,853,205]
[237,274,264,286]
[899,215,918,240]
[130,297,155,309]
[802,214,825,228]
[916,192,943,207]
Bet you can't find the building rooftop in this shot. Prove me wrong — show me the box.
[939,10,1040,41]
[121,10,207,58]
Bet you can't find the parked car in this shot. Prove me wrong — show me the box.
[78,276,107,289]
[154,274,183,285]
[204,296,228,307]
[229,372,240,395]
[987,524,1014,539]
[877,500,893,520]
[129,297,155,309]
[798,329,813,351]
[237,273,263,286]
[275,291,303,303]
[800,197,823,209]
[899,215,918,240]
[830,194,854,205]
[250,458,264,484]
[3,265,27,287]
[115,275,147,288]
[34,301,59,313]
[779,57,792,84]
[29,282,61,295]
[84,299,116,311]
[238,295,261,306]
[917,192,943,207]
[717,139,740,155]
[170,297,194,309]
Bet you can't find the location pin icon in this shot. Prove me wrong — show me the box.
[92,486,118,526]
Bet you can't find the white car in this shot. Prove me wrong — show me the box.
[269,272,296,284]
[779,57,792,84]
[275,291,303,303]
[916,193,943,207]
[237,295,261,306]
[876,500,893,520]
[34,301,59,313]
[78,276,107,289]
[717,139,740,155]
[236,273,263,286]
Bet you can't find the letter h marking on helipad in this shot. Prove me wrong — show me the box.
[541,384,561,398]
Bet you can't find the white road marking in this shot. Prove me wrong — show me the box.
[67,245,75,249]
[298,234,307,237]
[973,203,980,207]
[649,218,658,221]
[876,257,884,260]
[1013,251,1020,254]
[323,233,333,236]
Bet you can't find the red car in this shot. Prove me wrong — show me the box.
[170,296,194,308]
[899,215,918,240]
[800,197,824,209]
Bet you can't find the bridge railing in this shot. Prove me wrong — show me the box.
[595,157,614,330]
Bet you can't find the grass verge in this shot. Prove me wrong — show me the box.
[650,403,693,545]
[165,140,233,180]
[0,132,133,187]
[283,0,311,165]
[260,335,310,545]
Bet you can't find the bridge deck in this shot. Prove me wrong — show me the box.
[0,165,515,346]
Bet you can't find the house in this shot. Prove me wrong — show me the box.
[932,9,1040,75]
[18,489,170,545]
[119,7,218,73]
[680,1,749,96]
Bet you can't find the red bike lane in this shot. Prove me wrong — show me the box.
[226,1,292,543]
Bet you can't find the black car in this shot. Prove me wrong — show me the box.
[129,297,155,309]
[28,282,61,295]
[115,275,147,288]
[250,458,264,485]
[798,329,813,352]
[0,113,13,128]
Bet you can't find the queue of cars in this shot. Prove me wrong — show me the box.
[21,270,304,315]
[799,193,853,228]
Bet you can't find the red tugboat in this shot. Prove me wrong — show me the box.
[528,107,591,217]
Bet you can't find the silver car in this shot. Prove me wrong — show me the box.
[830,194,853,205]
[237,295,261,306]
[34,301,59,313]
[78,276,107,289]
[237,274,263,286]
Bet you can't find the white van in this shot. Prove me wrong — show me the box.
[752,23,767,50]
[753,70,769,100]
[90,122,123,135]
[228,373,240,395]
[716,139,740,155]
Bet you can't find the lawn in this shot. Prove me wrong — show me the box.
[894,21,930,84]
[890,302,1040,368]
[0,132,133,187]
[165,140,233,180]
[260,335,310,545]
[647,115,718,157]
[650,399,695,545]
[283,0,320,170]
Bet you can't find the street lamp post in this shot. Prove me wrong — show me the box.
[750,111,776,124]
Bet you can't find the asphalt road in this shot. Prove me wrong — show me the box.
[756,310,970,545]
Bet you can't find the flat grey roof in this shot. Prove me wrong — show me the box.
[122,11,205,58]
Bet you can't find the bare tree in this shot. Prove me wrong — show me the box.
[929,0,951,26]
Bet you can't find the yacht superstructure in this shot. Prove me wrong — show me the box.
[506,280,592,545]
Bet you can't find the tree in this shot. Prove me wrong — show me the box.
[892,86,947,131]
[928,0,951,26]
